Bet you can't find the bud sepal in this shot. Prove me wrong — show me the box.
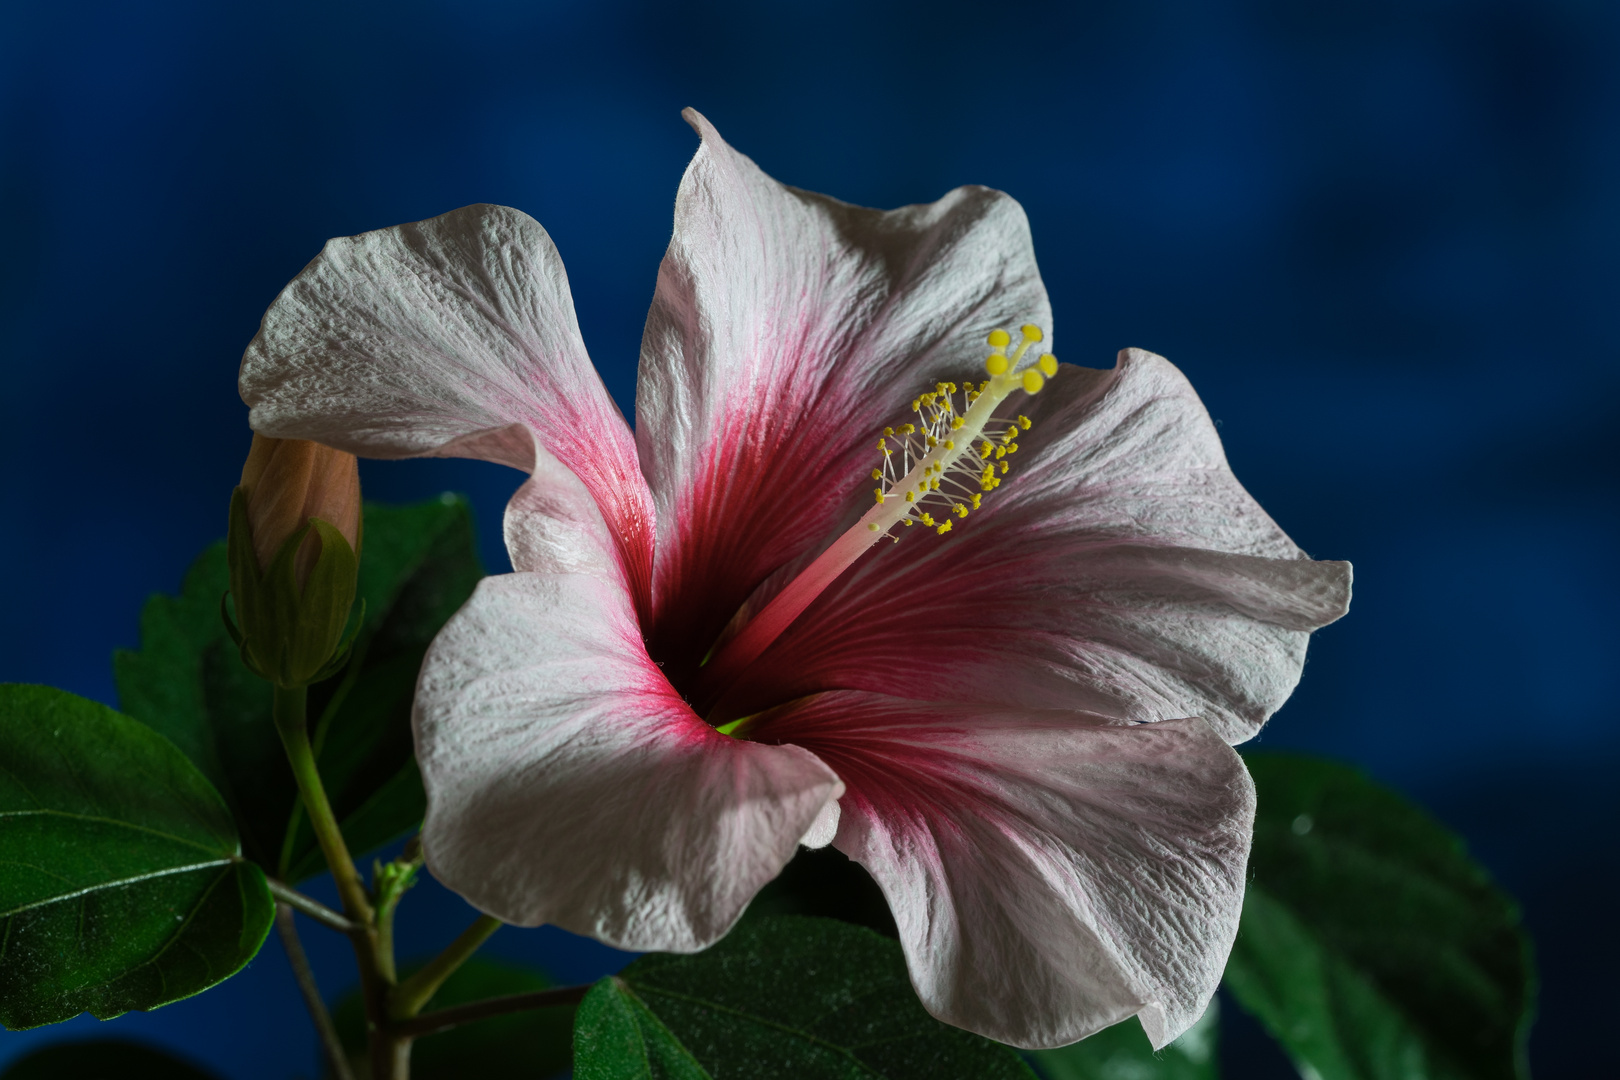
[226,486,362,688]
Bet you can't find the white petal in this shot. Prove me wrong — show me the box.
[634,109,1051,684]
[239,203,656,599]
[725,348,1351,745]
[414,572,843,951]
[750,691,1254,1049]
[798,798,841,849]
[501,430,623,587]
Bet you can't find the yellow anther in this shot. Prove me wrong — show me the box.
[1000,460,1009,474]
[885,426,895,436]
[979,443,993,459]
[930,479,940,490]
[876,439,885,450]
[995,445,1006,459]
[905,492,916,503]
[874,489,885,504]
[927,435,938,447]
[1022,369,1045,394]
[920,513,935,526]
[1038,354,1058,377]
[954,504,968,518]
[936,521,953,535]
[1017,415,1031,430]
[985,354,1009,376]
[901,423,915,435]
[987,328,1011,348]
[871,469,882,480]
[950,417,964,430]
[911,399,921,411]
[903,519,913,526]
[1006,443,1018,454]
[868,522,880,531]
[970,494,982,508]
[944,439,955,450]
[1021,324,1043,342]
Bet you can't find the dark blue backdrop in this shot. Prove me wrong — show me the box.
[2,2,1615,1076]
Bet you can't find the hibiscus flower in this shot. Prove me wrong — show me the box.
[239,109,1351,1050]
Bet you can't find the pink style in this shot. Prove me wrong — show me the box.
[238,109,1351,1051]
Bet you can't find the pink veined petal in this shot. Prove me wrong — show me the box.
[635,108,1050,693]
[502,429,625,588]
[715,349,1352,744]
[747,691,1254,1050]
[413,571,843,951]
[239,204,655,613]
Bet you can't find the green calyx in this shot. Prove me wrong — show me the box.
[225,486,362,688]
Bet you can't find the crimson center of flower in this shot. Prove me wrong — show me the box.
[697,325,1057,710]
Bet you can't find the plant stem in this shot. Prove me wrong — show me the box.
[273,684,402,1079]
[391,915,502,1020]
[268,878,358,933]
[275,903,358,1080]
[391,984,592,1040]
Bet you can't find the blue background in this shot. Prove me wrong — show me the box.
[2,1,1615,1076]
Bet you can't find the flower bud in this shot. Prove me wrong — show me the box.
[239,434,362,588]
[226,434,364,688]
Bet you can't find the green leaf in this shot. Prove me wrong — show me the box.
[573,915,1036,1080]
[331,956,574,1079]
[0,685,274,1029]
[0,1038,224,1079]
[1225,753,1534,1080]
[1024,1001,1218,1080]
[114,496,483,881]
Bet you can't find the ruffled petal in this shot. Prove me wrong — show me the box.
[748,691,1253,1050]
[501,431,625,589]
[414,572,843,951]
[239,204,655,608]
[636,109,1050,689]
[720,349,1351,744]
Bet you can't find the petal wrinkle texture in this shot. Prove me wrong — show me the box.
[239,203,655,606]
[720,349,1352,744]
[414,573,843,952]
[636,108,1052,685]
[749,693,1255,1049]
